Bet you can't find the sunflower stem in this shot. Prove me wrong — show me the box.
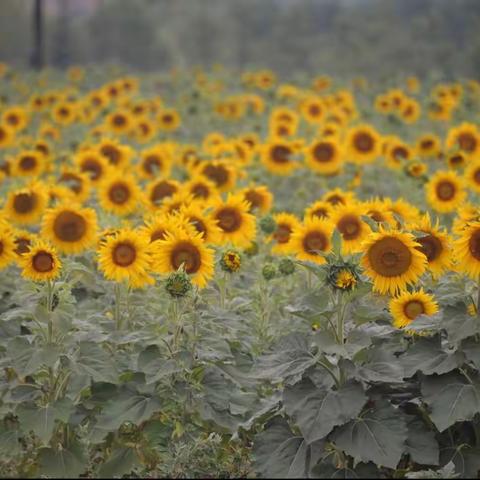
[46,279,54,344]
[172,299,183,351]
[219,273,227,309]
[114,282,122,330]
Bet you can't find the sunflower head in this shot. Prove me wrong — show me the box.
[165,270,193,298]
[20,240,61,282]
[220,249,242,273]
[389,289,438,329]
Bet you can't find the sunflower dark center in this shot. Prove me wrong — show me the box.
[326,195,344,206]
[216,207,242,233]
[392,146,408,160]
[14,237,31,255]
[151,229,167,242]
[112,242,136,267]
[404,300,425,320]
[143,155,162,174]
[353,132,374,152]
[273,224,292,244]
[474,168,480,184]
[112,115,127,127]
[100,145,121,165]
[151,181,177,204]
[303,231,327,254]
[368,236,412,277]
[337,215,361,240]
[312,208,328,219]
[32,251,54,273]
[313,143,334,163]
[81,158,102,180]
[53,211,87,242]
[108,183,130,204]
[59,173,82,194]
[191,183,209,199]
[468,229,480,261]
[171,241,201,273]
[190,217,206,236]
[203,164,229,187]
[416,234,442,262]
[244,190,264,210]
[13,192,36,213]
[19,155,36,171]
[458,133,477,152]
[6,114,19,126]
[435,181,455,201]
[271,145,291,164]
[421,139,434,149]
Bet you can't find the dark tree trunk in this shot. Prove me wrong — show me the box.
[30,0,44,70]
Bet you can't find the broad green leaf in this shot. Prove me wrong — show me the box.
[37,443,87,478]
[331,399,408,469]
[17,398,74,445]
[98,447,140,478]
[137,345,181,384]
[253,417,324,478]
[405,417,439,466]
[356,348,404,383]
[91,390,161,442]
[440,445,480,478]
[284,379,367,444]
[254,334,316,385]
[72,341,119,384]
[311,460,380,479]
[401,337,464,378]
[421,372,480,432]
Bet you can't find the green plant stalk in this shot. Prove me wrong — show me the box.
[114,282,122,330]
[171,298,184,351]
[218,273,227,309]
[46,279,54,343]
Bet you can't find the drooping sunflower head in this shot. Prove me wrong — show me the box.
[41,204,98,254]
[290,217,334,265]
[389,289,438,329]
[19,239,61,282]
[98,228,154,288]
[425,170,467,214]
[220,249,242,273]
[151,228,214,288]
[361,229,427,296]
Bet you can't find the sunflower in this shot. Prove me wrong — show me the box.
[331,204,372,254]
[41,204,98,254]
[361,229,427,295]
[409,214,452,278]
[137,145,172,180]
[0,229,16,270]
[74,149,110,184]
[11,150,45,177]
[290,217,333,264]
[19,240,61,282]
[176,204,222,244]
[425,170,467,214]
[96,138,134,168]
[389,289,438,329]
[405,161,428,178]
[160,191,195,216]
[140,212,195,244]
[196,160,237,192]
[269,212,300,255]
[464,159,480,193]
[374,94,393,114]
[398,99,421,124]
[0,124,15,149]
[454,221,480,280]
[105,110,133,136]
[133,117,157,144]
[146,178,181,210]
[98,229,154,288]
[384,138,413,170]
[261,140,299,175]
[303,200,334,221]
[98,174,141,216]
[362,199,396,226]
[183,176,220,203]
[345,124,382,164]
[240,185,273,214]
[2,106,29,132]
[416,134,441,158]
[57,169,91,204]
[4,181,49,225]
[305,138,343,175]
[152,228,214,288]
[447,152,467,170]
[211,194,256,247]
[52,102,77,126]
[157,109,181,131]
[446,123,480,158]
[322,188,356,207]
[300,96,325,124]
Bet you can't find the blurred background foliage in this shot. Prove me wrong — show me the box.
[1,0,479,79]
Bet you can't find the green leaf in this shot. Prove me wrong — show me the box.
[253,417,324,478]
[98,447,140,478]
[331,399,408,469]
[421,372,480,432]
[137,345,182,384]
[311,460,380,479]
[37,443,87,478]
[405,417,439,466]
[462,337,480,370]
[254,334,316,385]
[91,390,161,442]
[401,337,464,378]
[440,445,480,477]
[356,348,404,383]
[284,379,367,444]
[17,398,74,445]
[72,341,119,384]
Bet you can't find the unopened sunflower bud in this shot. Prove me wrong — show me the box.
[262,263,276,281]
[220,249,242,273]
[165,271,192,298]
[259,215,276,234]
[278,257,295,276]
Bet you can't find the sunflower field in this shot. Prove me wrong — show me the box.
[0,60,480,479]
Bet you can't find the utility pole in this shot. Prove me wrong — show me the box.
[30,0,44,70]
